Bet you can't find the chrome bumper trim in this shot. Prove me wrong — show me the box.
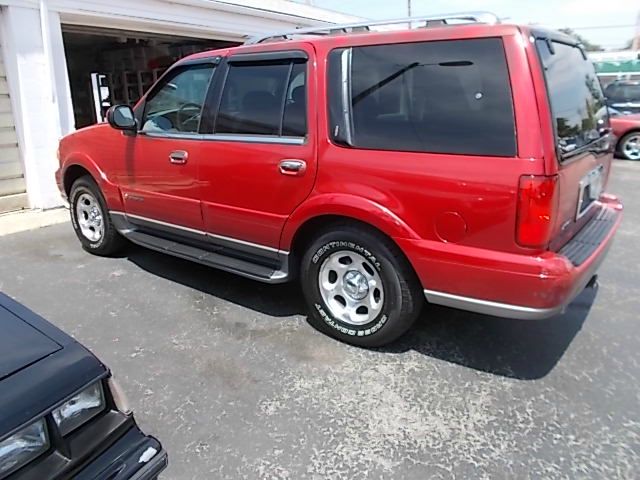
[423,289,564,320]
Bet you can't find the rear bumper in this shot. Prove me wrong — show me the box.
[422,289,566,320]
[74,426,168,480]
[398,198,623,320]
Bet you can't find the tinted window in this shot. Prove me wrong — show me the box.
[536,40,607,156]
[282,63,307,136]
[604,83,640,103]
[142,65,214,134]
[215,61,307,137]
[329,38,516,156]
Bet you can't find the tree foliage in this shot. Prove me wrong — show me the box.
[558,28,604,52]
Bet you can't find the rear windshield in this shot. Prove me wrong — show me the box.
[604,83,640,103]
[536,40,607,158]
[328,38,517,157]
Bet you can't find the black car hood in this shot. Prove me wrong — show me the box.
[0,304,62,380]
[0,294,106,436]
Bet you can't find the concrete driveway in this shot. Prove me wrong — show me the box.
[1,161,638,479]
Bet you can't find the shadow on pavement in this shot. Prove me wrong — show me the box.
[381,285,597,380]
[126,244,305,317]
[126,244,596,381]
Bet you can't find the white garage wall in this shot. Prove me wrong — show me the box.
[0,40,27,212]
[0,5,64,209]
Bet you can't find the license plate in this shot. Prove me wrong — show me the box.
[577,165,604,219]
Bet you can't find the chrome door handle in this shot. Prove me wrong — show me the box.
[169,150,188,165]
[279,159,306,176]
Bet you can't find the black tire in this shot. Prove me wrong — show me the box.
[69,176,126,256]
[617,131,640,161]
[300,224,423,347]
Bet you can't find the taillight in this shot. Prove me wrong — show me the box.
[516,175,558,249]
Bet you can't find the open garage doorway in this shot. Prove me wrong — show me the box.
[61,25,239,129]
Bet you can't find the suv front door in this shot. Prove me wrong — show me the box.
[197,48,316,258]
[120,61,217,232]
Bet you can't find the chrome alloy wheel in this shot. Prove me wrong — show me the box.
[622,133,640,160]
[318,250,385,326]
[75,193,104,242]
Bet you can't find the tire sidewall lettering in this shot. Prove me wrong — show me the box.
[312,241,381,271]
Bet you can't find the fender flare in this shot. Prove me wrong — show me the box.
[280,193,420,250]
[61,153,124,210]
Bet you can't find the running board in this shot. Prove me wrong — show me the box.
[112,216,290,284]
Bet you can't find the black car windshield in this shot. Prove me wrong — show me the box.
[605,83,640,103]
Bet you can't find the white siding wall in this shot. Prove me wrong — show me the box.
[0,41,27,212]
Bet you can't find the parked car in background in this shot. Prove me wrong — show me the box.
[604,80,640,115]
[0,292,167,479]
[610,112,640,160]
[56,13,623,347]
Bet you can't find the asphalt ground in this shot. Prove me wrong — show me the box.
[0,161,638,479]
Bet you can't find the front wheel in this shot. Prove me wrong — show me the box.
[69,176,126,256]
[618,132,640,161]
[300,225,423,347]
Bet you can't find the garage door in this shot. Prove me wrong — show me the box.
[0,42,27,213]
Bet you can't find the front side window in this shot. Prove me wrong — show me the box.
[142,65,215,134]
[215,60,307,137]
[328,38,516,156]
[536,40,607,157]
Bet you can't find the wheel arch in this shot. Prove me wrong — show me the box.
[618,128,640,150]
[63,164,93,197]
[282,194,419,250]
[283,195,422,281]
[61,154,124,210]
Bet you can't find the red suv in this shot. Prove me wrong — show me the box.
[56,13,623,346]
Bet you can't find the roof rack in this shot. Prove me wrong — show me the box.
[245,11,500,45]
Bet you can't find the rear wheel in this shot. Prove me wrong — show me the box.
[300,224,423,347]
[618,132,640,161]
[69,176,126,256]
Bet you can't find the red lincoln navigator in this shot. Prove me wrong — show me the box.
[56,13,623,347]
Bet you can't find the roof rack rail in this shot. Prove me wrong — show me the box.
[245,11,500,45]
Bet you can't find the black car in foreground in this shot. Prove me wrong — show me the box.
[0,293,167,479]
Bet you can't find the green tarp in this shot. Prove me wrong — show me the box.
[594,59,640,74]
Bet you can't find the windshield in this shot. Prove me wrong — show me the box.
[536,40,607,158]
[605,83,640,103]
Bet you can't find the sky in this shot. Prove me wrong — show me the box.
[298,0,639,50]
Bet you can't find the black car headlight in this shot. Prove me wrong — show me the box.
[52,382,105,436]
[0,419,49,478]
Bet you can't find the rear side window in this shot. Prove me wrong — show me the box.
[215,60,307,137]
[328,38,516,157]
[536,40,607,157]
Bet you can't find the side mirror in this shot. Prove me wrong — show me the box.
[106,105,137,132]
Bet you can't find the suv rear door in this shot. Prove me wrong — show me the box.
[197,46,316,256]
[533,36,614,250]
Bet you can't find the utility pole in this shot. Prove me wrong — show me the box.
[408,0,411,18]
[633,10,640,50]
